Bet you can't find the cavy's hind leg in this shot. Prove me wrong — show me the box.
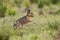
[18,23,23,29]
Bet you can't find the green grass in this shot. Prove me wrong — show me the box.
[0,4,60,40]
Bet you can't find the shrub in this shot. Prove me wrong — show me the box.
[0,34,9,40]
[38,1,44,8]
[47,21,59,31]
[0,28,9,40]
[0,6,6,17]
[50,0,59,4]
[43,0,50,6]
[6,9,16,16]
[29,0,38,4]
[14,0,23,7]
[54,10,60,15]
[24,2,30,8]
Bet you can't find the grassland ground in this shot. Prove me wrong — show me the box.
[0,5,60,40]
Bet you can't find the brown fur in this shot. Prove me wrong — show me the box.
[13,9,34,29]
